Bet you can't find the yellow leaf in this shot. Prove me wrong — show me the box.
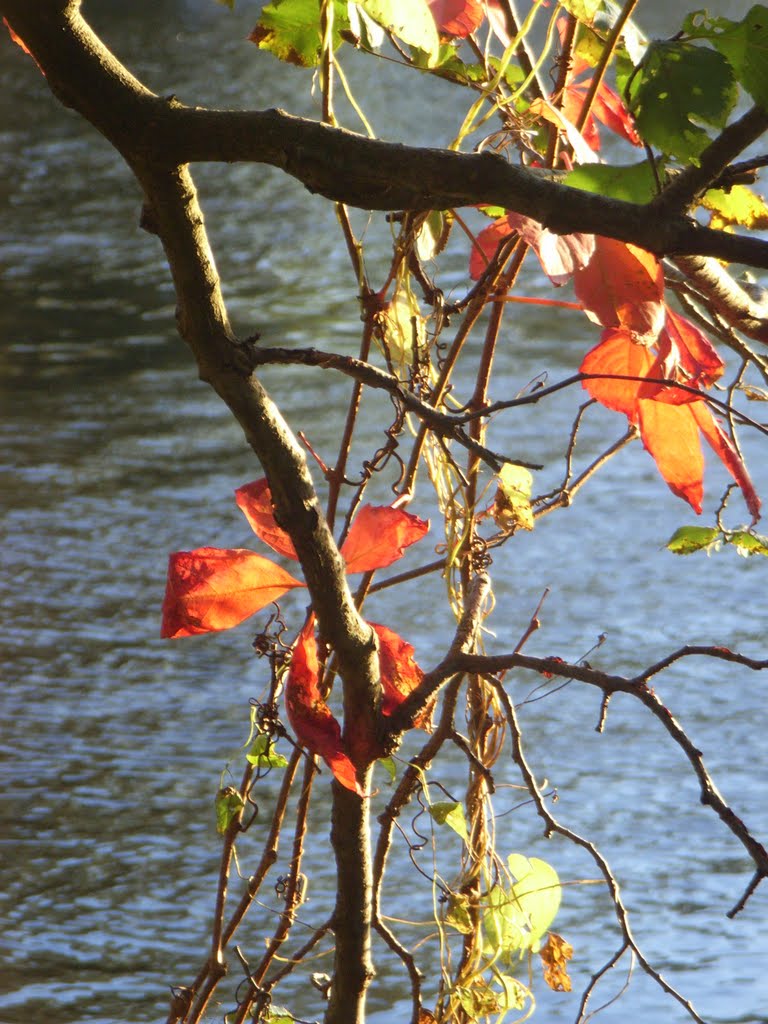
[492,464,535,532]
[701,185,768,231]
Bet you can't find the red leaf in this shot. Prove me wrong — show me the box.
[427,0,485,36]
[235,479,298,560]
[693,403,761,522]
[590,82,641,146]
[285,620,364,795]
[573,238,665,340]
[3,17,43,72]
[469,217,513,280]
[638,400,705,512]
[639,308,725,405]
[161,547,304,638]
[372,623,433,730]
[341,505,429,573]
[580,328,656,419]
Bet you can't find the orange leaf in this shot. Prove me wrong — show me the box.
[372,623,433,730]
[161,547,304,638]
[341,505,429,573]
[573,238,665,340]
[580,328,655,419]
[469,216,513,280]
[692,403,761,522]
[540,932,574,993]
[427,0,486,37]
[3,18,43,73]
[235,479,298,560]
[285,620,364,796]
[638,400,705,512]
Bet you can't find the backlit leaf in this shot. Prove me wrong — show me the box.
[666,525,721,555]
[492,464,535,533]
[565,160,659,204]
[444,891,473,933]
[692,403,761,522]
[625,41,738,161]
[701,185,768,231]
[249,0,349,67]
[638,399,705,513]
[728,531,768,556]
[246,734,289,768]
[426,0,486,37]
[507,854,562,953]
[360,0,440,64]
[709,5,768,110]
[573,238,665,340]
[285,619,364,795]
[372,622,432,728]
[502,213,595,285]
[235,479,298,560]
[580,328,655,418]
[380,289,426,367]
[340,504,429,573]
[161,548,305,638]
[429,800,469,841]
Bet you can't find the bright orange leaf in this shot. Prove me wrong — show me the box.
[639,307,724,405]
[638,399,706,512]
[427,0,485,37]
[340,504,430,573]
[285,619,364,796]
[235,478,298,559]
[561,56,641,152]
[372,622,433,729]
[235,479,428,573]
[161,547,305,638]
[580,328,655,418]
[573,238,665,341]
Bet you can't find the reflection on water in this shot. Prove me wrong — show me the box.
[2,2,767,1022]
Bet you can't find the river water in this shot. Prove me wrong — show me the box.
[1,2,767,1023]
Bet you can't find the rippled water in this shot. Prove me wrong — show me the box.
[2,2,767,1022]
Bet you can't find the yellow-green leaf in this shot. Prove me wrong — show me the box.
[359,0,439,66]
[701,185,768,231]
[493,464,534,532]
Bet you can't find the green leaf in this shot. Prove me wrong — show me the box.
[246,734,289,769]
[215,786,245,834]
[559,0,604,24]
[626,41,738,161]
[249,0,350,67]
[565,160,660,204]
[727,530,768,556]
[429,800,469,841]
[444,891,473,933]
[707,5,768,110]
[666,525,721,555]
[359,0,439,66]
[378,756,397,783]
[506,854,562,953]
[264,1009,295,1024]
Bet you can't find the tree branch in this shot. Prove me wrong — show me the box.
[5,1,768,268]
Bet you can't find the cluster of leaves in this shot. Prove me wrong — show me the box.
[162,479,430,792]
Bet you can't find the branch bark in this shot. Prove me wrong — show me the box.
[5,1,768,267]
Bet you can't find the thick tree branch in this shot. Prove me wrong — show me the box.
[5,1,768,268]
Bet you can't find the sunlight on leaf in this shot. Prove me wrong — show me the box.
[285,619,365,795]
[161,548,305,638]
[246,734,289,769]
[506,854,562,953]
[340,504,429,573]
[215,786,245,834]
[235,479,298,560]
[430,800,469,841]
[492,464,535,533]
[573,238,665,340]
[666,525,721,555]
[701,185,768,231]
[249,0,349,67]
[729,531,768,557]
[360,0,440,64]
